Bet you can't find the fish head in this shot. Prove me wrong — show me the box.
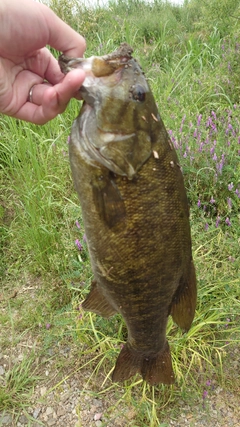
[59,44,160,179]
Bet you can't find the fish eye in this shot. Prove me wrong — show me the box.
[132,85,146,102]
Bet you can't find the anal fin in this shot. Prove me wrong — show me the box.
[82,281,117,318]
[171,260,197,331]
[112,341,174,386]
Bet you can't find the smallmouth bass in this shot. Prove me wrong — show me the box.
[59,44,197,385]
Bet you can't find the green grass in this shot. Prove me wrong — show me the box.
[0,0,240,425]
[0,349,41,411]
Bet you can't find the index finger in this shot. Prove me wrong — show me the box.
[42,5,86,57]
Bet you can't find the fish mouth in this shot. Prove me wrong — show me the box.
[59,43,133,80]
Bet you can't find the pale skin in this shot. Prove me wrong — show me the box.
[0,0,86,124]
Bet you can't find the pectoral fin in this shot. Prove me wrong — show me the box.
[171,261,197,331]
[92,178,126,229]
[82,281,117,318]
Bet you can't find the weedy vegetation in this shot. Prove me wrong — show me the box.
[0,0,239,425]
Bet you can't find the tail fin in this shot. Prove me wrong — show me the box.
[112,341,174,386]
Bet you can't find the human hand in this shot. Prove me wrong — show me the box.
[0,0,86,124]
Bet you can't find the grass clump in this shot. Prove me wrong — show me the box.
[0,0,239,425]
[0,350,41,411]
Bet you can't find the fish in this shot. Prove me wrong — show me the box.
[59,43,197,386]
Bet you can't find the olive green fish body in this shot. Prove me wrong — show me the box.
[59,44,197,385]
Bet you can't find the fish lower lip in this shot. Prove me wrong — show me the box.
[66,58,85,68]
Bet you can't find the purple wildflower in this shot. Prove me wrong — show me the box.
[228,182,234,191]
[197,199,201,208]
[46,323,51,330]
[202,390,208,399]
[235,189,240,198]
[206,380,211,386]
[217,155,224,174]
[206,117,210,127]
[209,196,215,204]
[181,114,186,124]
[75,220,81,229]
[180,115,186,132]
[212,153,217,161]
[225,217,231,226]
[216,163,223,174]
[211,111,217,120]
[205,223,209,231]
[173,140,179,150]
[75,239,83,251]
[197,114,202,127]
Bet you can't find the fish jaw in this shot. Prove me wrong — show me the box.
[59,42,133,77]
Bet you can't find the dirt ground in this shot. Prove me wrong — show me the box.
[0,284,239,427]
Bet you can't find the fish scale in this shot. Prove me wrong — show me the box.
[59,43,197,385]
